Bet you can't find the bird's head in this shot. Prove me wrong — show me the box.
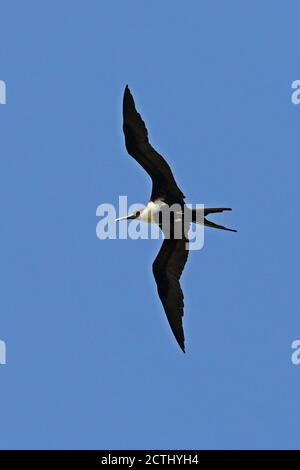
[115,209,142,222]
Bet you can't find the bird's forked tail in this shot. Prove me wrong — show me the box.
[191,207,237,233]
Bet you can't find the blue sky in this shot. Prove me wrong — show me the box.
[1,0,300,450]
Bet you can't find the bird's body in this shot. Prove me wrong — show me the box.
[117,85,236,352]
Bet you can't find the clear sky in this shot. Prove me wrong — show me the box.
[1,0,300,450]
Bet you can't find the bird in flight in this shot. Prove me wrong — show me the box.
[116,85,236,352]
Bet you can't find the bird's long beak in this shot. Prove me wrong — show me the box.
[115,213,136,222]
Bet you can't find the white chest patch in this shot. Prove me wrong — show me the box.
[138,200,166,224]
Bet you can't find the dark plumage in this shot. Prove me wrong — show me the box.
[123,85,185,204]
[120,85,236,352]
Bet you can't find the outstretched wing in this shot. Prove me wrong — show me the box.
[152,237,189,352]
[123,85,185,203]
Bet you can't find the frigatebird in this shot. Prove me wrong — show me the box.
[116,85,236,352]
